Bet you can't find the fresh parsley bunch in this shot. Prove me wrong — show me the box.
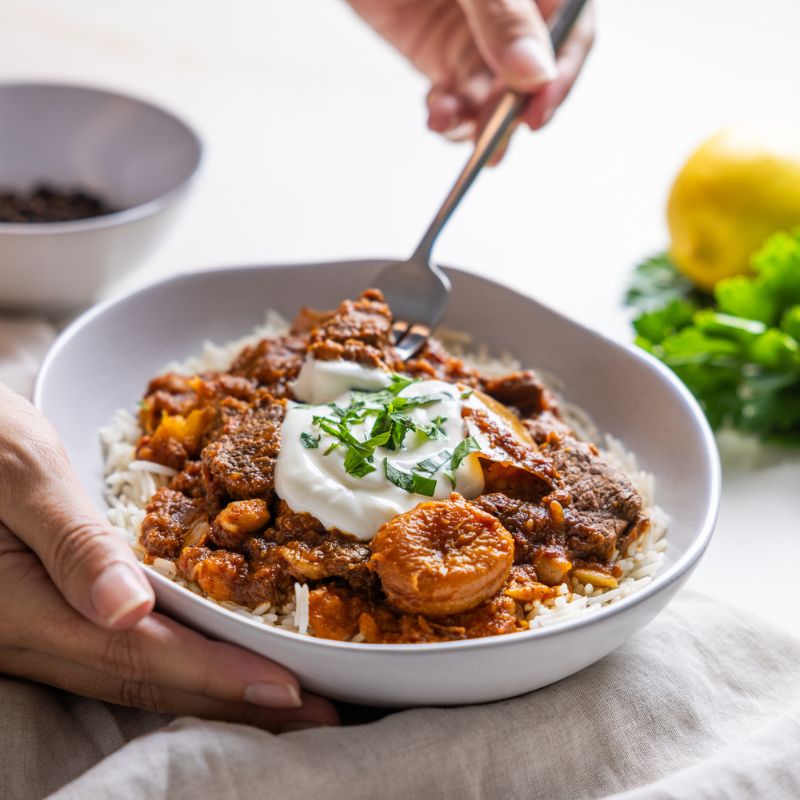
[626,231,800,442]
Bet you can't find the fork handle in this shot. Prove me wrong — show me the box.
[411,0,590,263]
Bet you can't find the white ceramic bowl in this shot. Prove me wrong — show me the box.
[35,261,720,707]
[0,82,202,311]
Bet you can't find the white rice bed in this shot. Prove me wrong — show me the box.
[100,314,668,640]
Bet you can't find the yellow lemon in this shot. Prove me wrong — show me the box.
[667,121,800,292]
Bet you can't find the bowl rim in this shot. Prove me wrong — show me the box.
[35,260,722,654]
[0,80,203,235]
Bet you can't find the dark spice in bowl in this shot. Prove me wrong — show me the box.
[0,184,116,223]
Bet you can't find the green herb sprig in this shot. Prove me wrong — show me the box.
[626,231,800,441]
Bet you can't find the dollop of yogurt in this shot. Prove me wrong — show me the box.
[275,360,485,541]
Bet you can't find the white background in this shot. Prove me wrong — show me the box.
[1,0,798,633]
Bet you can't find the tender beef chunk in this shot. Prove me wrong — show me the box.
[244,536,282,570]
[526,413,648,547]
[290,306,335,334]
[170,461,205,498]
[400,337,484,388]
[201,395,285,499]
[524,410,576,444]
[472,492,561,562]
[278,538,376,591]
[230,335,308,398]
[476,490,624,563]
[264,502,378,595]
[475,420,649,563]
[310,339,388,368]
[538,430,649,554]
[307,289,395,367]
[270,501,326,544]
[140,488,210,559]
[137,433,189,472]
[309,288,393,349]
[180,545,291,607]
[484,370,557,419]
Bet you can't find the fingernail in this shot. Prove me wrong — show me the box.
[91,563,152,626]
[280,721,325,733]
[443,121,476,142]
[504,37,557,86]
[244,682,302,708]
[460,72,495,107]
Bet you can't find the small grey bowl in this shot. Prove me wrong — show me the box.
[0,82,202,311]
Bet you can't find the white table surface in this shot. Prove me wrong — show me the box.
[1,0,798,634]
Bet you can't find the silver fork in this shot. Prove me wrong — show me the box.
[374,0,590,361]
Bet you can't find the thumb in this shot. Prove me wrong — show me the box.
[0,387,154,629]
[456,0,557,92]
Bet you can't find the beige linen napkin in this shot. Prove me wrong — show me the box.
[1,592,797,800]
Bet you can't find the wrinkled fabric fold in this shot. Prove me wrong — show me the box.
[1,592,797,800]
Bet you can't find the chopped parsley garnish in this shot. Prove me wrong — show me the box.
[414,449,452,476]
[444,436,481,487]
[450,436,480,469]
[418,415,448,441]
[299,374,482,491]
[300,432,320,448]
[383,458,437,497]
[368,392,450,451]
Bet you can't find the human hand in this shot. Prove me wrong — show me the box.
[0,385,337,731]
[348,0,594,141]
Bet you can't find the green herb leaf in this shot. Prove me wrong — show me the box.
[450,437,480,474]
[300,432,320,449]
[714,275,778,325]
[411,472,437,497]
[780,305,800,340]
[344,447,376,478]
[625,253,701,313]
[632,298,696,344]
[383,458,413,492]
[418,415,448,441]
[415,449,452,476]
[748,329,800,371]
[383,458,437,497]
[693,310,767,345]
